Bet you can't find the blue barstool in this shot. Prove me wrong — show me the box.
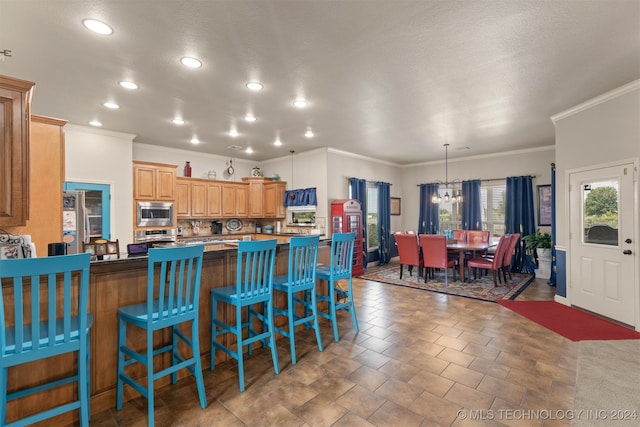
[273,235,323,365]
[210,239,279,392]
[316,232,359,342]
[0,253,92,427]
[116,245,206,427]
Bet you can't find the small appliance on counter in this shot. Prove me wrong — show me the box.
[264,225,274,234]
[211,221,223,234]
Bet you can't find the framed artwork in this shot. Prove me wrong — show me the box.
[84,243,96,255]
[95,243,107,256]
[537,185,552,226]
[390,197,401,215]
[0,244,22,259]
[107,242,118,254]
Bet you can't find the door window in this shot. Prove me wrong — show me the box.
[582,180,619,246]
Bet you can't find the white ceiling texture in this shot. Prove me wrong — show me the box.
[1,0,639,164]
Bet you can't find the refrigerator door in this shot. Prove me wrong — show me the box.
[63,191,89,254]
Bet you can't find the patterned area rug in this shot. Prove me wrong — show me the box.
[358,262,534,303]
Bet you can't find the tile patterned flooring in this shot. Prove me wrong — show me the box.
[89,276,580,427]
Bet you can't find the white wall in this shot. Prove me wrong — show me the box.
[401,147,555,232]
[552,81,640,248]
[64,124,135,246]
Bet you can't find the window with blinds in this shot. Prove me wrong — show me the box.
[481,182,506,236]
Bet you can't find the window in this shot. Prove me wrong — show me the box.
[481,182,506,236]
[366,184,379,251]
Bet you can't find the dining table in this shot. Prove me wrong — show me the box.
[446,240,496,282]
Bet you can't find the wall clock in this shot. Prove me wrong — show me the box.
[226,159,235,176]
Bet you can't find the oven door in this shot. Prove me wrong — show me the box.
[137,202,174,227]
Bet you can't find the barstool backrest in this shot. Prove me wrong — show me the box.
[287,235,320,291]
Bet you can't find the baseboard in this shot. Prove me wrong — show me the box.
[554,295,569,306]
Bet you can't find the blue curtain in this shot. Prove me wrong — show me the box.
[549,164,557,286]
[349,178,368,268]
[461,179,482,230]
[283,187,317,206]
[505,176,536,274]
[418,183,439,234]
[377,182,391,265]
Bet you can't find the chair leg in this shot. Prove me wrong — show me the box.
[116,317,125,411]
[235,303,246,392]
[0,367,7,425]
[310,289,324,352]
[171,325,178,385]
[79,336,90,427]
[210,295,218,371]
[288,291,297,365]
[267,299,280,375]
[191,318,207,409]
[346,278,359,334]
[399,264,404,279]
[146,327,155,427]
[329,279,339,342]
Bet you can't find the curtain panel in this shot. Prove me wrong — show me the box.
[349,178,368,268]
[376,182,391,265]
[418,183,439,234]
[505,176,536,274]
[461,179,482,230]
[283,187,317,206]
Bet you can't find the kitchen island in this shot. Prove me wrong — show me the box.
[4,235,330,425]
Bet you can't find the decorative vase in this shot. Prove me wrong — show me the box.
[535,248,552,279]
[184,161,192,177]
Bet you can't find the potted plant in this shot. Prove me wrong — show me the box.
[522,229,552,279]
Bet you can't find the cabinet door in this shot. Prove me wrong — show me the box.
[191,181,207,217]
[133,166,156,199]
[206,182,222,217]
[264,182,286,218]
[247,181,264,217]
[175,179,191,217]
[221,185,237,217]
[235,185,248,217]
[156,168,176,200]
[0,77,34,227]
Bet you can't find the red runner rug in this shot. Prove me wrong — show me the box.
[499,300,640,341]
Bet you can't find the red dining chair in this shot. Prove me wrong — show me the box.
[419,234,456,286]
[452,229,467,243]
[395,232,423,279]
[467,234,509,286]
[467,230,489,245]
[501,232,521,281]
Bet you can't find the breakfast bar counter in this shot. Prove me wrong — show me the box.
[4,236,330,425]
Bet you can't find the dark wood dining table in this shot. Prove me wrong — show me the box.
[446,241,495,282]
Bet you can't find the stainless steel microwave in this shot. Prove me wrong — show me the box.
[136,201,174,227]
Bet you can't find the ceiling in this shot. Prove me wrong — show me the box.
[1,1,639,165]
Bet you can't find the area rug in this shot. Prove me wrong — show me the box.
[498,300,640,341]
[572,340,640,426]
[358,263,533,303]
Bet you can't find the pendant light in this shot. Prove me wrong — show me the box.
[432,143,462,204]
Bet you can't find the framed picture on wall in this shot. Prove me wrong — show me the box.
[537,185,552,226]
[390,197,401,215]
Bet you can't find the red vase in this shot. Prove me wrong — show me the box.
[184,161,192,177]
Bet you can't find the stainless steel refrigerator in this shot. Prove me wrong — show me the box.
[63,191,90,254]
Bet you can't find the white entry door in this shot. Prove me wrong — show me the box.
[569,162,636,326]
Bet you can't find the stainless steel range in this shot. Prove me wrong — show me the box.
[134,228,177,244]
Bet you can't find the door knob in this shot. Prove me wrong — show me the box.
[625,238,632,244]
[623,250,632,255]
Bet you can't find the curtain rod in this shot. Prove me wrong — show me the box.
[347,177,393,185]
[416,175,536,187]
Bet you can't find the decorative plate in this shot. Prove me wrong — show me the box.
[225,218,243,232]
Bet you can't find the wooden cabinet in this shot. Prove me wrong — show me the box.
[0,75,35,227]
[264,181,286,218]
[242,177,286,218]
[133,161,176,200]
[222,183,248,217]
[176,178,222,218]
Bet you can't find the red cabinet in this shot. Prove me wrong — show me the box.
[330,199,364,276]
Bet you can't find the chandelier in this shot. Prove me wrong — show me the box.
[431,143,463,204]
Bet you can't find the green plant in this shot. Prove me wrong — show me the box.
[522,229,552,250]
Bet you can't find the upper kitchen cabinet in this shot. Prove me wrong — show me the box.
[176,178,222,218]
[222,183,248,217]
[0,75,35,227]
[242,177,286,218]
[133,161,176,200]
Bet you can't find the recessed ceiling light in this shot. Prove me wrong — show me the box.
[245,147,254,154]
[229,129,239,137]
[180,57,202,68]
[244,114,257,122]
[172,118,185,125]
[227,145,243,150]
[293,98,308,108]
[82,19,113,35]
[103,102,119,109]
[274,139,282,146]
[305,130,314,138]
[190,137,200,144]
[119,81,138,90]
[89,120,102,127]
[246,81,264,91]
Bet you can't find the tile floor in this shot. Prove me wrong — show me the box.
[88,276,580,427]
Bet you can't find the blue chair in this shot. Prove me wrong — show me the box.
[0,253,92,427]
[116,245,206,427]
[273,235,323,365]
[210,239,279,392]
[316,232,359,342]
